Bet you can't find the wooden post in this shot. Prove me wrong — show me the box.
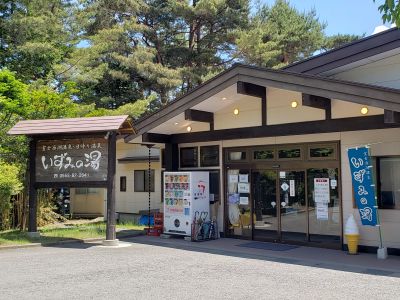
[105,131,117,242]
[28,138,38,235]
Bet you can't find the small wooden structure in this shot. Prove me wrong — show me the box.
[8,115,134,243]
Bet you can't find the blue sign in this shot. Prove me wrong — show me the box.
[347,147,378,226]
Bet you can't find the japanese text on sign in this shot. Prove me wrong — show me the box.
[36,138,108,182]
[347,147,377,226]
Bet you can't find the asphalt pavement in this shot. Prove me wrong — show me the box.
[1,236,400,299]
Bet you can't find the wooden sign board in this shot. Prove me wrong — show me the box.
[36,137,108,182]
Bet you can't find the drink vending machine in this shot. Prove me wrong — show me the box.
[163,171,209,236]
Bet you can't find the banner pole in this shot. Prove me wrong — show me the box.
[365,144,383,249]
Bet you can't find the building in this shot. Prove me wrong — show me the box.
[72,28,400,253]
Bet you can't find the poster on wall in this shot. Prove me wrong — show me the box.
[36,138,108,182]
[347,147,378,226]
[239,174,248,183]
[314,178,330,203]
[239,196,249,205]
[228,193,240,204]
[238,183,250,193]
[229,175,238,183]
[289,180,295,197]
[316,203,329,220]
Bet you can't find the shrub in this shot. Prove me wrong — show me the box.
[0,163,22,230]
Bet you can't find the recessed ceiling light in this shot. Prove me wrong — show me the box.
[291,101,298,108]
[174,122,179,125]
[186,126,192,132]
[221,97,227,100]
[233,108,239,115]
[361,107,369,115]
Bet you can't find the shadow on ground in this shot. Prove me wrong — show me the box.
[122,236,400,278]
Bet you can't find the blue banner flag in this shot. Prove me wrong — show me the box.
[347,147,378,226]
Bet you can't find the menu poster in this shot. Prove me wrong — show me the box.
[314,178,330,203]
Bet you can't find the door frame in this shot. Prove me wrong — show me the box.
[223,141,342,249]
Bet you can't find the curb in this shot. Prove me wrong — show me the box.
[0,230,145,251]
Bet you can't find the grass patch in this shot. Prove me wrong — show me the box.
[0,222,145,246]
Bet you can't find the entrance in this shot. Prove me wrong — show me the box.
[253,170,307,243]
[225,142,342,248]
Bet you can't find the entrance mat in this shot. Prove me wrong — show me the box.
[236,241,299,251]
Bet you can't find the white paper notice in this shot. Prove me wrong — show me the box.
[314,178,330,203]
[330,179,337,189]
[229,175,238,183]
[238,183,250,193]
[239,174,248,183]
[279,171,286,178]
[289,180,295,197]
[316,203,329,220]
[239,196,249,205]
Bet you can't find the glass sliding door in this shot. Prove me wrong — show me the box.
[279,170,307,242]
[226,169,251,238]
[252,170,278,240]
[307,168,341,245]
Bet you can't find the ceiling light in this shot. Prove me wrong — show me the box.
[186,126,192,132]
[221,97,227,100]
[291,101,298,108]
[174,122,179,125]
[233,108,239,115]
[361,107,369,115]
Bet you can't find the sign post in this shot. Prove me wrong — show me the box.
[28,134,118,245]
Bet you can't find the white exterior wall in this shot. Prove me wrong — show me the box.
[70,141,163,216]
[115,141,162,214]
[341,128,400,249]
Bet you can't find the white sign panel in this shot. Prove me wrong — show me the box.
[238,183,250,193]
[281,182,289,191]
[229,175,238,183]
[314,178,330,203]
[239,174,248,183]
[239,196,249,205]
[289,180,295,197]
[316,203,329,220]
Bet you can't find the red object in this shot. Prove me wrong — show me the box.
[146,213,163,236]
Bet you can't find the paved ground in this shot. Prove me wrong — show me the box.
[1,236,400,300]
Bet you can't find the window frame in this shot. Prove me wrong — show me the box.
[179,147,199,168]
[375,156,400,210]
[120,176,127,192]
[134,169,155,192]
[200,145,220,167]
[307,143,338,161]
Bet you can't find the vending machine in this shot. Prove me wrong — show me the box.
[163,171,209,236]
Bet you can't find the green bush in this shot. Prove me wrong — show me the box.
[0,163,22,230]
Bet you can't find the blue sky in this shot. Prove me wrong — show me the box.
[259,0,390,36]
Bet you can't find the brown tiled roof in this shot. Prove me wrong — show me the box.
[8,115,134,136]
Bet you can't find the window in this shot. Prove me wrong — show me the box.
[134,170,155,192]
[180,147,198,168]
[75,188,98,195]
[120,176,127,192]
[377,157,400,209]
[278,148,302,159]
[308,144,337,160]
[253,149,274,160]
[227,150,247,162]
[200,145,219,167]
